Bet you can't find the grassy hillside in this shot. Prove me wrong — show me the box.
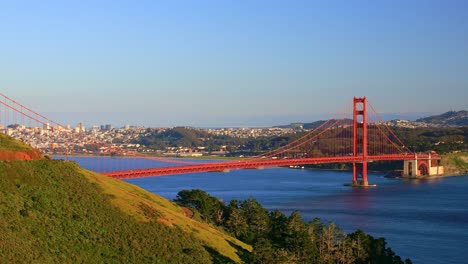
[0,158,250,262]
[441,152,468,175]
[0,133,42,160]
[0,133,34,152]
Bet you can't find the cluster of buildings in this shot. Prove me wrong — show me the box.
[1,123,147,155]
[206,127,298,138]
[2,122,300,156]
[384,119,440,128]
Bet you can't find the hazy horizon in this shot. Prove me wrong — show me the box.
[43,110,445,128]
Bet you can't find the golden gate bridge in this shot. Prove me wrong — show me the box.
[0,93,440,186]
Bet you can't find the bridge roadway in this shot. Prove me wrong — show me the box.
[103,154,428,179]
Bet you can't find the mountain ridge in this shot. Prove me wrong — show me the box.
[416,110,468,126]
[276,110,467,129]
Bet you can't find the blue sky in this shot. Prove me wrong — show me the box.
[1,0,467,127]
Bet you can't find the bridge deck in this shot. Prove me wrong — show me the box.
[103,154,432,179]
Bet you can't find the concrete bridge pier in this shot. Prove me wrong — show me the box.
[352,162,369,186]
[403,153,444,177]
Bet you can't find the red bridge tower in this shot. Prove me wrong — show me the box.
[352,97,369,186]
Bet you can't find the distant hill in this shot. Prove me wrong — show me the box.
[138,126,245,150]
[0,136,250,263]
[277,110,468,129]
[416,110,468,126]
[275,119,353,129]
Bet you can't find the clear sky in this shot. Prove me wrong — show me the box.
[1,0,467,127]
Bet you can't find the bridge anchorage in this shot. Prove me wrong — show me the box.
[403,153,444,178]
[0,92,444,185]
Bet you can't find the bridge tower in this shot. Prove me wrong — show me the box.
[352,97,369,186]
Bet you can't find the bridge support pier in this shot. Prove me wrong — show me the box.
[352,162,368,186]
[350,97,372,187]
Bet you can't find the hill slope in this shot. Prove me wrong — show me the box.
[0,138,250,263]
[416,110,468,126]
[441,152,468,175]
[0,133,42,160]
[275,119,353,129]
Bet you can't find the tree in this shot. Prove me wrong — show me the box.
[225,200,248,238]
[268,210,288,247]
[174,189,225,224]
[318,222,343,264]
[284,211,317,263]
[347,229,370,263]
[252,238,276,264]
[253,239,298,264]
[348,229,408,264]
[239,197,270,243]
[335,237,356,264]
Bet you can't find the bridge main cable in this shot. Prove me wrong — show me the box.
[0,92,67,129]
[252,100,352,159]
[367,102,413,155]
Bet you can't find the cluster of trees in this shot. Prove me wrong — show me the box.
[138,127,245,151]
[175,189,412,264]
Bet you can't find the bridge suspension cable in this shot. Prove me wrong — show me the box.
[252,100,353,159]
[0,92,67,129]
[367,102,413,155]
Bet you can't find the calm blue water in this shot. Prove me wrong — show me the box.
[63,156,468,264]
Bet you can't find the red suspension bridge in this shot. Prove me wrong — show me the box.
[0,93,441,186]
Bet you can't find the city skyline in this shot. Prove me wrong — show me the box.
[1,1,467,127]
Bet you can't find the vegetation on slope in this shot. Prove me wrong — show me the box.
[0,133,42,160]
[392,126,467,153]
[0,158,250,263]
[0,133,33,151]
[139,127,245,151]
[175,189,412,264]
[441,152,468,175]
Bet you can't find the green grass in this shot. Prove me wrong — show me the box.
[0,157,250,263]
[441,152,468,174]
[0,133,34,152]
